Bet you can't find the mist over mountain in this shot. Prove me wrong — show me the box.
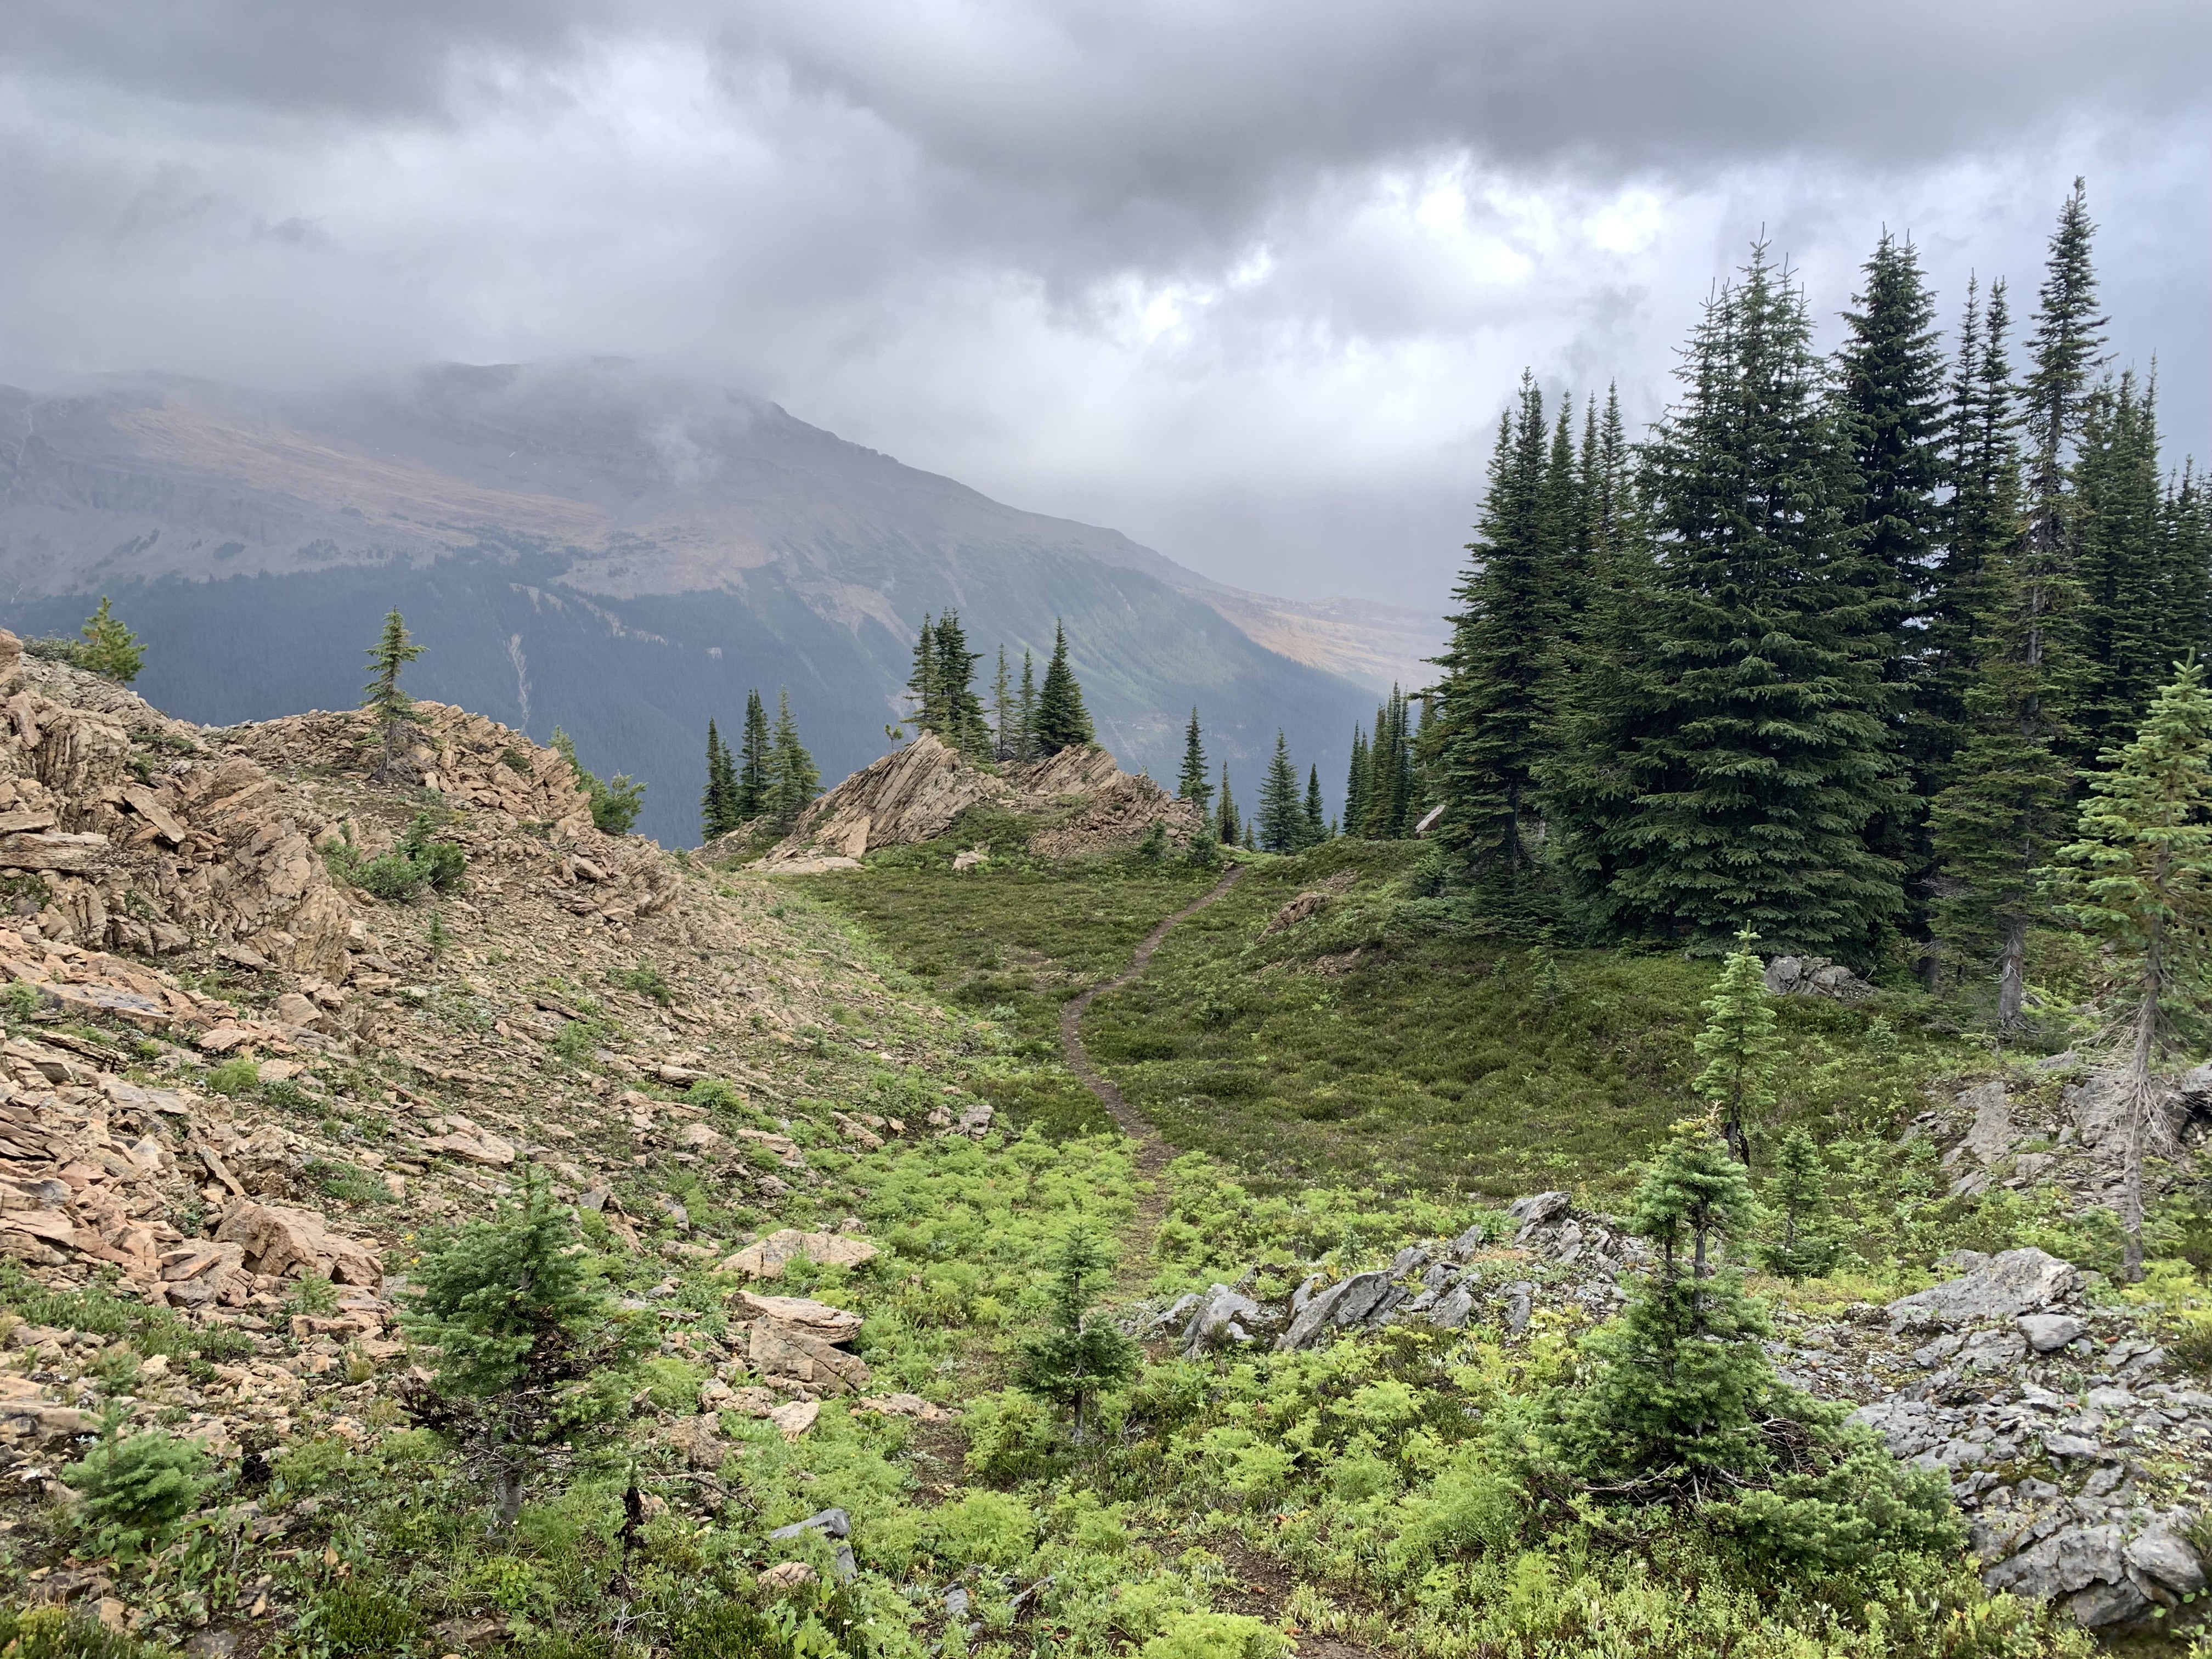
[0,360,1431,845]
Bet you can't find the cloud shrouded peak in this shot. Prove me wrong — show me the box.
[3,1,2207,602]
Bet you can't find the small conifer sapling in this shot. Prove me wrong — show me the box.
[1691,929,1784,1166]
[1014,1229,1139,1442]
[362,609,427,782]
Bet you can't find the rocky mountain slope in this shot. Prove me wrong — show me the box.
[0,364,1392,845]
[0,642,2205,1654]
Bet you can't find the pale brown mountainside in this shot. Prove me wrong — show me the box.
[0,362,1403,844]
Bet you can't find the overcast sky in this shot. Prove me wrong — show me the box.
[4,1,2208,608]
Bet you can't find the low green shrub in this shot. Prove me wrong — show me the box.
[63,1428,213,1550]
[608,963,673,1004]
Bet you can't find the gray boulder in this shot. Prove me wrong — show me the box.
[2067,1579,2153,1628]
[1507,1192,1571,1240]
[1180,1283,1265,1356]
[1887,1247,2077,1327]
[2126,1528,2207,1596]
[1983,1523,2127,1601]
[1275,1269,1396,1351]
[1429,1284,1475,1329]
[2017,1313,2086,1353]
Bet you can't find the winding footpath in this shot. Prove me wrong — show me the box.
[1058,864,1246,1271]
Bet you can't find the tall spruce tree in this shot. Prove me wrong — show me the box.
[1034,622,1093,755]
[930,611,992,759]
[1216,764,1242,848]
[735,690,771,820]
[2045,661,2212,1279]
[1359,689,1414,838]
[1014,650,1040,763]
[992,648,1015,761]
[1257,732,1304,854]
[765,691,820,831]
[1929,278,2087,1020]
[701,720,740,839]
[1428,376,1562,896]
[905,613,941,737]
[1342,726,1372,837]
[1303,766,1327,847]
[1835,232,1948,961]
[2163,464,2212,665]
[2021,179,2108,769]
[1559,246,1905,957]
[2078,370,2171,746]
[1176,711,1212,811]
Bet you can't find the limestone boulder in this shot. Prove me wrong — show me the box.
[213,1200,382,1285]
[721,1228,879,1279]
[1887,1247,2077,1327]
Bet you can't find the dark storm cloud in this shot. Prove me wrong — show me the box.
[2,1,2208,603]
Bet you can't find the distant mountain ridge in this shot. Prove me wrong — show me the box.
[0,362,1429,845]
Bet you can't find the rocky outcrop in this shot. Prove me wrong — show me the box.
[1763,955,1875,1001]
[759,732,1199,865]
[1142,1192,2209,1630]
[1916,1060,2204,1205]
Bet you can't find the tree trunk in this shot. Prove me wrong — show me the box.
[1996,912,2028,1033]
[494,1459,526,1530]
[2121,926,2163,1284]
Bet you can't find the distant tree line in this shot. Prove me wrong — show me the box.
[700,690,820,840]
[903,613,1093,763]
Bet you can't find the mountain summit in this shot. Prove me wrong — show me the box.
[0,362,1427,845]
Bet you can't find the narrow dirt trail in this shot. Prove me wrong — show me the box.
[1058,864,1245,1279]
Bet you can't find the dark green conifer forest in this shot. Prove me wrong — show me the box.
[1403,182,2209,1016]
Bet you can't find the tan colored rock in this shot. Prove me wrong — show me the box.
[666,1413,728,1471]
[768,1400,821,1441]
[722,1229,879,1280]
[758,1560,818,1589]
[0,832,109,872]
[213,1200,381,1285]
[424,1130,517,1166]
[748,1323,870,1395]
[854,1392,957,1423]
[737,1290,864,1340]
[764,732,1007,865]
[732,1127,806,1166]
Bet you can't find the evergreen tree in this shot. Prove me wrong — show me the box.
[2078,370,2171,744]
[2044,660,2212,1280]
[934,612,992,758]
[1014,1231,1140,1441]
[1555,246,1905,958]
[1923,278,2021,783]
[1835,231,1947,690]
[401,1171,631,1526]
[701,719,740,839]
[1303,765,1327,847]
[1014,650,1040,763]
[1359,690,1414,838]
[1758,1128,1840,1280]
[2021,179,2108,768]
[992,648,1015,761]
[1034,622,1093,754]
[1257,732,1304,854]
[905,612,941,737]
[2161,463,2212,669]
[1691,930,1785,1166]
[1562,1118,1770,1482]
[552,729,644,834]
[1216,765,1241,847]
[1835,233,1948,959]
[76,597,144,684]
[1928,281,2081,1020]
[1177,710,1213,812]
[362,608,428,781]
[735,690,772,820]
[1428,376,1562,893]
[766,691,820,831]
[1342,726,1372,836]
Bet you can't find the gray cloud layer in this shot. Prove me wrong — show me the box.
[5,1,2208,602]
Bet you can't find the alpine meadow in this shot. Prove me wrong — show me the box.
[4,103,2212,1659]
